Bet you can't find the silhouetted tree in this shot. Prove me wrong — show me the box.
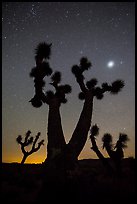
[29,42,125,168]
[16,130,44,164]
[89,124,113,173]
[90,125,129,174]
[102,132,129,174]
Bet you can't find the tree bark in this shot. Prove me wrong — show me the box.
[91,137,113,173]
[47,99,66,160]
[21,154,28,164]
[67,91,93,161]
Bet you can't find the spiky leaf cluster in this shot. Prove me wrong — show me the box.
[72,57,124,100]
[115,133,129,149]
[29,61,53,108]
[110,80,125,94]
[90,124,99,137]
[35,42,52,61]
[30,63,52,79]
[51,71,61,85]
[101,82,111,92]
[119,133,129,142]
[30,42,54,108]
[86,78,98,89]
[56,84,72,104]
[45,71,72,104]
[80,57,92,71]
[93,80,124,100]
[16,135,22,144]
[71,57,92,80]
[29,95,43,108]
[93,87,104,99]
[78,92,85,100]
[102,133,113,149]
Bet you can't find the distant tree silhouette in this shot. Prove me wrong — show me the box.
[90,124,129,174]
[89,124,113,173]
[29,42,125,168]
[16,130,44,164]
[102,132,129,174]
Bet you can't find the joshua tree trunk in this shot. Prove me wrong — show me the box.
[105,146,115,159]
[21,154,28,164]
[47,99,66,160]
[67,91,93,161]
[90,137,113,173]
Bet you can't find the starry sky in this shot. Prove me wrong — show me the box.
[2,2,135,163]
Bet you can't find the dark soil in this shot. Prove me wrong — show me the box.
[1,158,135,203]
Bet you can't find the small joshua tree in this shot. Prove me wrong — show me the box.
[89,124,113,173]
[16,130,44,164]
[90,124,129,174]
[102,132,129,173]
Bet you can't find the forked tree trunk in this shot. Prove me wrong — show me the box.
[90,137,113,173]
[105,146,115,159]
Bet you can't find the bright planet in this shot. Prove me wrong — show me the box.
[107,61,115,68]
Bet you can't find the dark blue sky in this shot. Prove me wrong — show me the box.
[2,2,135,163]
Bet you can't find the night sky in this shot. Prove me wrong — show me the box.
[2,2,135,163]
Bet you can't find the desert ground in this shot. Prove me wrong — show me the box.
[2,158,135,203]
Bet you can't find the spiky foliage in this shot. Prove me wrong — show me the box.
[89,124,99,153]
[16,131,44,164]
[71,57,124,101]
[35,42,52,61]
[93,87,104,99]
[29,95,43,108]
[115,133,129,149]
[71,65,80,75]
[86,78,98,89]
[110,80,125,94]
[78,92,85,100]
[90,124,99,137]
[30,63,52,79]
[16,135,22,144]
[51,71,61,85]
[71,65,84,82]
[92,80,124,100]
[102,133,113,149]
[101,82,111,92]
[71,57,92,80]
[61,84,72,94]
[56,85,72,104]
[48,71,72,104]
[40,62,53,76]
[30,42,53,108]
[80,57,92,72]
[119,133,129,143]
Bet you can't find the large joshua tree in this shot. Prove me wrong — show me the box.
[29,42,124,167]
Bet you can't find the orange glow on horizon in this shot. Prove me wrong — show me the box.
[3,148,135,164]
